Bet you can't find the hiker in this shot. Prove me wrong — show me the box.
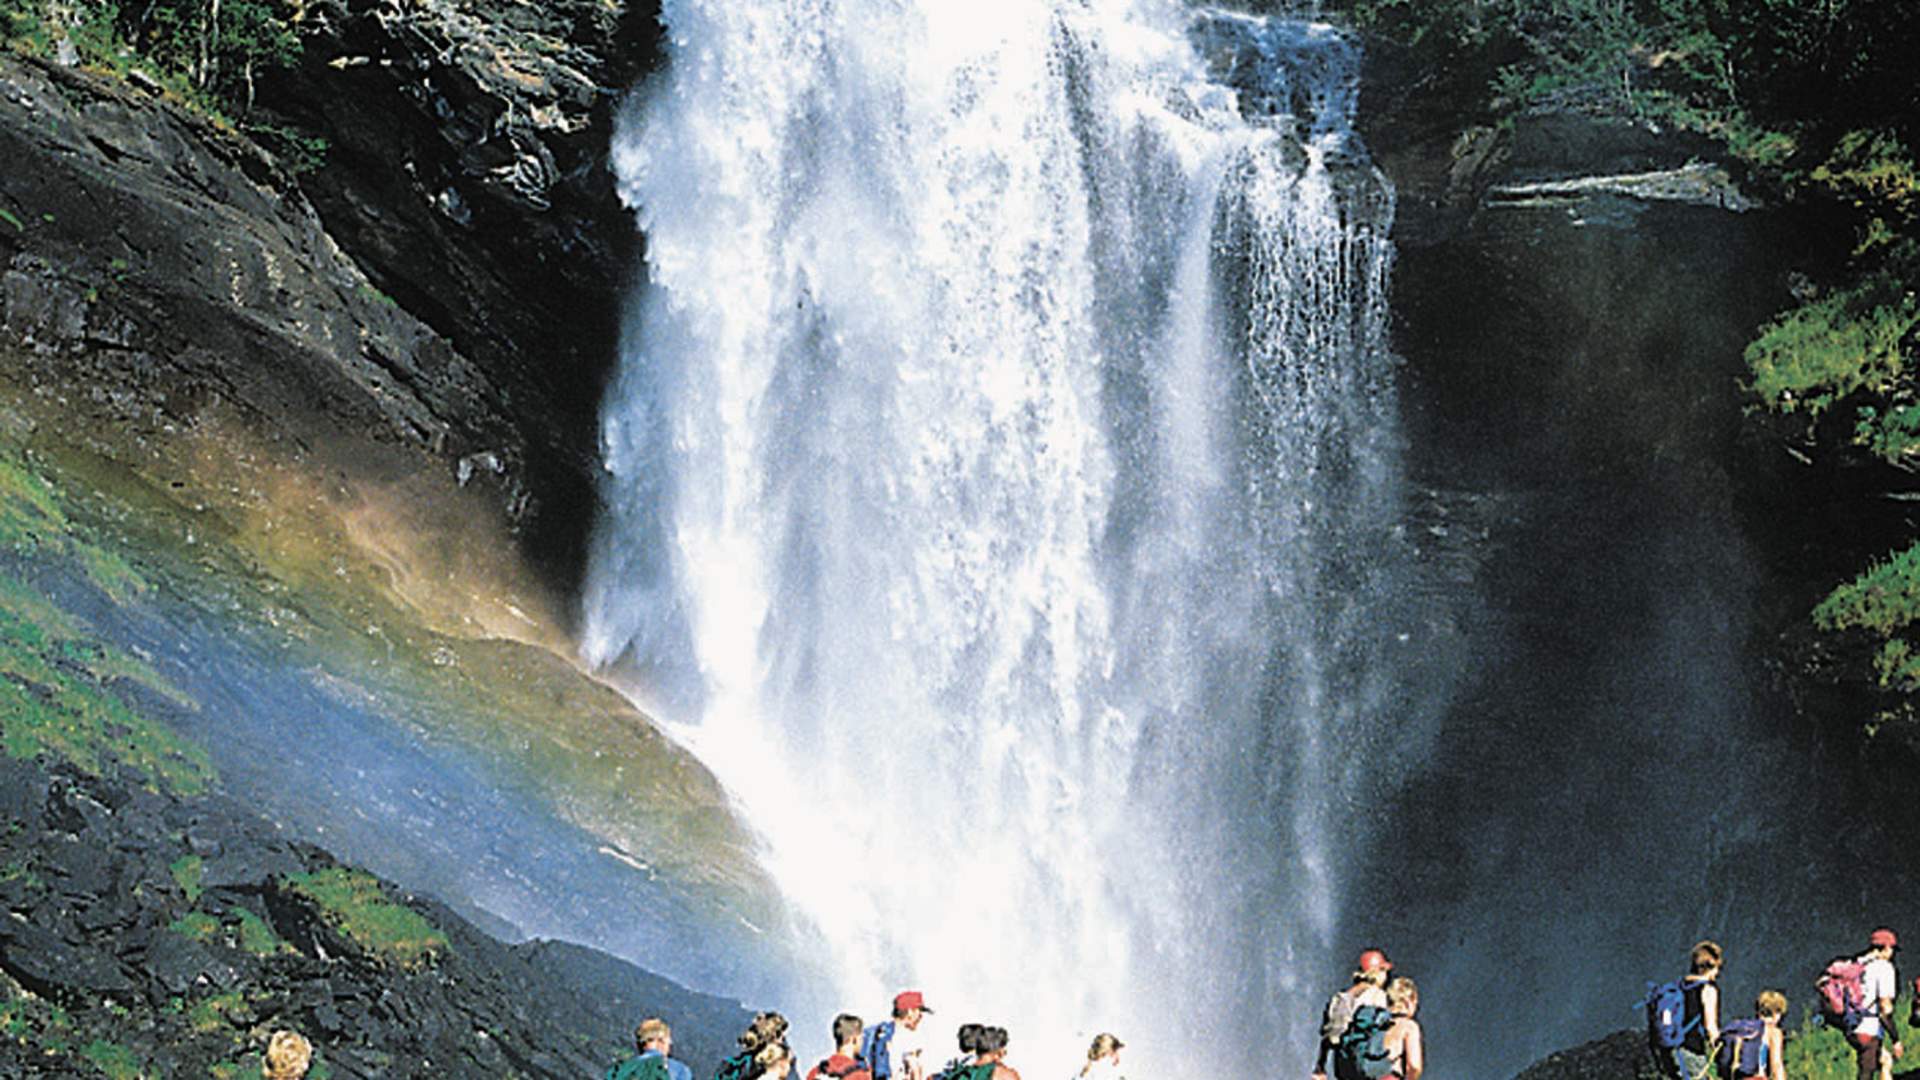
[1850,928,1903,1080]
[752,1040,798,1080]
[1716,990,1786,1080]
[863,991,934,1080]
[936,1023,985,1080]
[809,1014,874,1080]
[1313,948,1392,1080]
[1650,940,1721,1080]
[965,1026,1020,1080]
[262,1030,312,1080]
[718,1013,793,1080]
[1380,976,1423,1080]
[608,1017,695,1080]
[1073,1033,1123,1080]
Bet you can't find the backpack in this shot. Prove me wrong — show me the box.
[1321,987,1361,1045]
[1817,957,1870,1030]
[1714,1018,1768,1078]
[814,1059,862,1080]
[861,1021,897,1080]
[945,1065,995,1080]
[610,1056,674,1080]
[715,1053,755,1080]
[1334,1003,1395,1080]
[1643,976,1704,1050]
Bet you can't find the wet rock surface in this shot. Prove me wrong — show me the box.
[1513,1030,1661,1080]
[0,753,747,1078]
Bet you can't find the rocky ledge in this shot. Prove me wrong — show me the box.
[0,751,746,1078]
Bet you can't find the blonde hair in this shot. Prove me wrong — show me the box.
[637,1017,673,1051]
[751,1040,793,1079]
[1756,990,1787,1019]
[1387,976,1419,1015]
[1689,940,1723,975]
[1087,1033,1124,1061]
[263,1030,312,1080]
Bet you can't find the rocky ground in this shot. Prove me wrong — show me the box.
[0,750,747,1078]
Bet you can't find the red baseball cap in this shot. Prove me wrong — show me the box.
[1872,928,1899,949]
[1357,949,1393,973]
[894,991,933,1013]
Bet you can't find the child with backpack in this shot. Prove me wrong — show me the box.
[1714,991,1786,1080]
[1379,976,1424,1080]
[1314,949,1392,1080]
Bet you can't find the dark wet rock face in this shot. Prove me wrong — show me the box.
[1514,1029,1662,1080]
[0,754,747,1078]
[257,0,668,589]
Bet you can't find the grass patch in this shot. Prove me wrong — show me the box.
[232,906,291,956]
[170,854,203,903]
[186,990,247,1035]
[283,868,447,969]
[168,911,219,942]
[0,571,212,795]
[79,1039,143,1080]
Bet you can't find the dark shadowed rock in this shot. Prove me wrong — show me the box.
[1513,1029,1661,1080]
[0,756,751,1078]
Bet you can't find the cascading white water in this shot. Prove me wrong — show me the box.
[585,1,1410,1073]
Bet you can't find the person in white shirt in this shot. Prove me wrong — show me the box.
[1852,927,1904,1080]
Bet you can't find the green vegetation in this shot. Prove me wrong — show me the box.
[169,911,220,941]
[283,867,448,969]
[186,990,247,1035]
[0,441,209,794]
[80,1038,144,1080]
[2,0,323,171]
[171,854,205,903]
[233,906,293,956]
[1782,990,1918,1079]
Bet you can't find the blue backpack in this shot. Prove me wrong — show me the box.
[1334,1004,1395,1080]
[861,1021,896,1080]
[1715,1018,1769,1077]
[1643,976,1705,1050]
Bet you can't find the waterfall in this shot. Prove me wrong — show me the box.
[585,1,1413,1072]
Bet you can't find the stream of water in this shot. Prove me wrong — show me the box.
[584,2,1448,1073]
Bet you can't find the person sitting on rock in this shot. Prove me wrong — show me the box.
[262,1030,312,1080]
[809,1014,874,1080]
[609,1016,695,1080]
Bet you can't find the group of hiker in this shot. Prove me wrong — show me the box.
[608,991,1125,1080]
[1644,927,1908,1080]
[1311,948,1424,1080]
[1313,927,1913,1080]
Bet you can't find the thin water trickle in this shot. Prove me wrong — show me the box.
[586,3,1424,1073]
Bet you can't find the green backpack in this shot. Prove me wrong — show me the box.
[1334,1004,1395,1080]
[608,1055,674,1080]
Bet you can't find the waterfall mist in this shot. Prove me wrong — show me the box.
[584,2,1449,1073]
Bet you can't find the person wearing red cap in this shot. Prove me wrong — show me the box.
[1851,928,1903,1080]
[862,991,933,1080]
[1312,949,1391,1080]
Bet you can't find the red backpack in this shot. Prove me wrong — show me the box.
[1817,957,1869,1029]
